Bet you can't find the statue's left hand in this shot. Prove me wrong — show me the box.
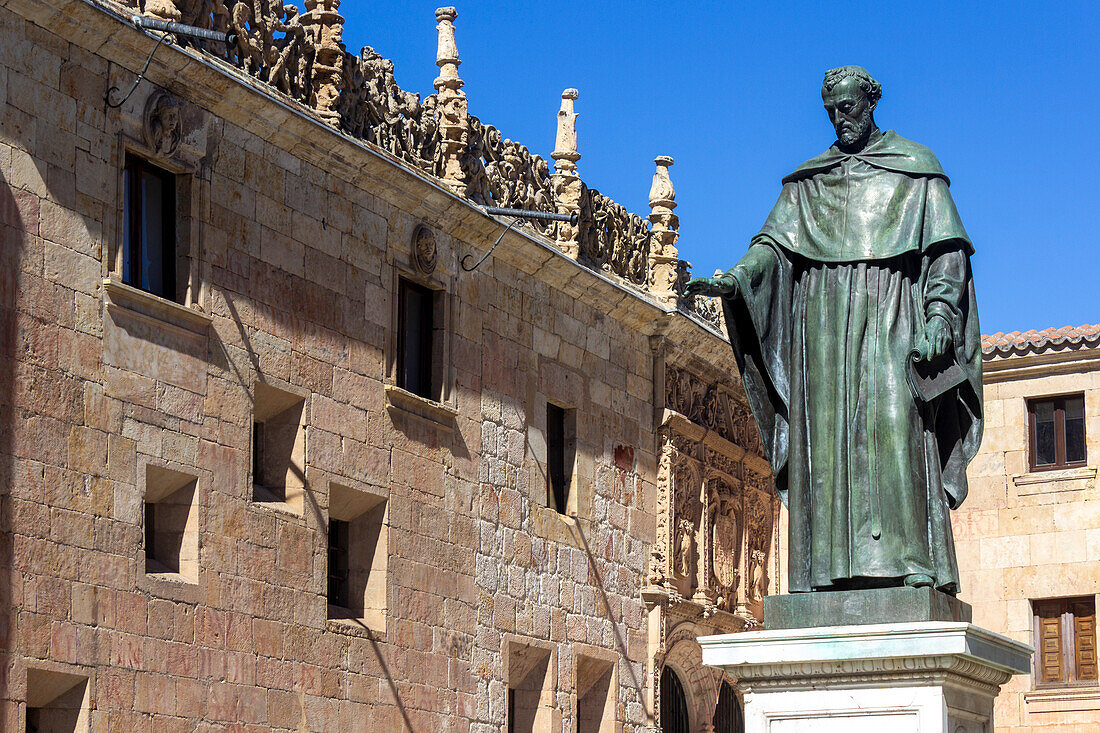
[913,315,951,362]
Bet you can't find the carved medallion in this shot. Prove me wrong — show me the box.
[412,224,437,274]
[143,91,183,157]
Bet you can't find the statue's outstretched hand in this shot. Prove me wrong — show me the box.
[913,315,952,362]
[684,274,739,299]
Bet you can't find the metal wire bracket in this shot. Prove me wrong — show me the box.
[461,206,579,272]
[105,16,237,109]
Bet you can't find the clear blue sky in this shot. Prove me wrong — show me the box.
[343,1,1099,335]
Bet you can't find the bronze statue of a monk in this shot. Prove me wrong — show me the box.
[686,66,982,594]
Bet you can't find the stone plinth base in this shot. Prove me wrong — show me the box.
[699,621,1033,733]
[764,586,972,629]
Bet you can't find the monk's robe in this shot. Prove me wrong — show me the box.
[722,130,982,593]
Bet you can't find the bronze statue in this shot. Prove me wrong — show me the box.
[686,66,982,594]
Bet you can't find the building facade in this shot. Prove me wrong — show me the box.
[957,324,1100,733]
[0,0,777,731]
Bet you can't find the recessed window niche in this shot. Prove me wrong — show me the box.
[252,382,307,514]
[144,464,199,581]
[327,482,387,632]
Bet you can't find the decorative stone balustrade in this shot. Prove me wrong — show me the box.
[112,0,725,324]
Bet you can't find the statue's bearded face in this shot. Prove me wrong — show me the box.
[822,76,876,149]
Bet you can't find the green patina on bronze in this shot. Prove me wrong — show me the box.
[686,66,982,595]
[763,587,973,630]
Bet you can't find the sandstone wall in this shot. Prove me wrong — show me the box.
[957,346,1100,732]
[0,1,763,731]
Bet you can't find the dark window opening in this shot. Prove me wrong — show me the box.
[123,154,177,301]
[1028,395,1086,471]
[660,666,690,733]
[397,278,435,399]
[1035,596,1097,687]
[252,421,265,485]
[547,402,575,514]
[328,518,350,612]
[713,680,744,733]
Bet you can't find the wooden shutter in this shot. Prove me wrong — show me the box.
[1072,600,1098,681]
[1036,601,1066,684]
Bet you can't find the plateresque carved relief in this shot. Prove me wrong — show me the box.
[649,363,777,623]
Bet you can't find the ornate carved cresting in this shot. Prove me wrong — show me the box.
[120,2,685,297]
[462,116,555,234]
[578,188,650,286]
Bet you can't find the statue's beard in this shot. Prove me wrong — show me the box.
[837,109,873,146]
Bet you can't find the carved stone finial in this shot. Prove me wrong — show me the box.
[648,155,680,306]
[649,155,676,209]
[303,0,345,127]
[552,88,580,174]
[435,7,460,75]
[550,88,583,259]
[433,7,467,195]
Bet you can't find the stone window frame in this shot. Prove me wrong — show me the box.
[545,400,578,516]
[1032,594,1099,689]
[22,661,95,733]
[1026,393,1087,473]
[135,458,206,604]
[106,137,207,323]
[325,479,389,635]
[384,263,457,428]
[574,643,620,733]
[503,635,559,732]
[249,377,311,518]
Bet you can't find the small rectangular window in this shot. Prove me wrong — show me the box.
[547,402,576,515]
[123,154,177,301]
[1034,596,1098,687]
[26,668,90,733]
[1028,395,1087,471]
[251,383,306,513]
[327,483,387,629]
[143,465,199,581]
[397,278,436,399]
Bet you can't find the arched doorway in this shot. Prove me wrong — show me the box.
[713,680,744,733]
[660,666,690,733]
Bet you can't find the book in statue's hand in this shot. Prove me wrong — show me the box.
[906,348,968,403]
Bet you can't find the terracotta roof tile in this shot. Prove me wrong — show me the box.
[981,323,1100,357]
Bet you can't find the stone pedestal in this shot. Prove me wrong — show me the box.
[700,620,1032,733]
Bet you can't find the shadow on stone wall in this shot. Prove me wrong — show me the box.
[0,167,23,708]
[572,522,647,711]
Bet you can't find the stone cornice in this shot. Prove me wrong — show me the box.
[982,343,1100,384]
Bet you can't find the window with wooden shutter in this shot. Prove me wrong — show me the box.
[1033,596,1099,687]
[1073,600,1098,681]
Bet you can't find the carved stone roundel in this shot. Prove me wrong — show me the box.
[143,91,184,157]
[412,224,437,274]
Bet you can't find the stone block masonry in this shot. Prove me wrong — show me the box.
[0,0,777,730]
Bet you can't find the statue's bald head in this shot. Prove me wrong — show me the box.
[822,66,882,106]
